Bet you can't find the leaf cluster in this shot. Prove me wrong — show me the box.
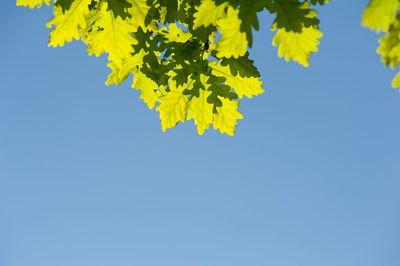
[362,0,400,89]
[17,0,328,135]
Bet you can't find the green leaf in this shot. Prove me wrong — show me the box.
[105,0,132,19]
[219,52,260,78]
[159,0,179,24]
[238,0,267,47]
[308,0,330,5]
[55,0,74,12]
[267,0,319,32]
[207,75,238,112]
[182,70,205,97]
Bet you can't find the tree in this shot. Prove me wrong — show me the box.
[16,0,399,135]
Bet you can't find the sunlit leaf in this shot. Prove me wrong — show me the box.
[213,6,247,58]
[46,0,92,47]
[272,25,322,67]
[362,0,398,33]
[213,97,243,136]
[16,0,51,9]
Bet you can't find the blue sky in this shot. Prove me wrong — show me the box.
[1,1,400,266]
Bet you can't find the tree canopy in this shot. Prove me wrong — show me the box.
[16,0,399,135]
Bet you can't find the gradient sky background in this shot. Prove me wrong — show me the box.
[1,1,400,266]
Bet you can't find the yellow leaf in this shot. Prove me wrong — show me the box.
[128,0,157,31]
[16,0,50,8]
[272,25,322,67]
[187,75,214,135]
[84,2,138,67]
[161,24,192,43]
[213,7,247,58]
[210,63,264,99]
[132,71,161,109]
[193,0,228,30]
[213,97,243,136]
[362,0,398,33]
[104,62,122,85]
[392,71,400,88]
[46,0,92,47]
[156,81,189,131]
[105,49,147,85]
[377,15,400,69]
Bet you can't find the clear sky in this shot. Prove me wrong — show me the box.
[1,1,400,266]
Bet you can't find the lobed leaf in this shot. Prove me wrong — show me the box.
[16,0,51,8]
[272,25,322,67]
[238,0,267,47]
[210,62,263,99]
[46,0,92,47]
[377,14,400,69]
[362,0,399,33]
[83,2,138,66]
[127,0,157,30]
[132,71,161,109]
[156,80,190,131]
[213,6,247,58]
[187,75,214,134]
[219,52,260,78]
[193,0,228,30]
[267,0,319,33]
[213,97,243,136]
[308,0,330,5]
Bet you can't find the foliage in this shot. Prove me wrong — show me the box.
[362,0,400,89]
[17,0,397,135]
